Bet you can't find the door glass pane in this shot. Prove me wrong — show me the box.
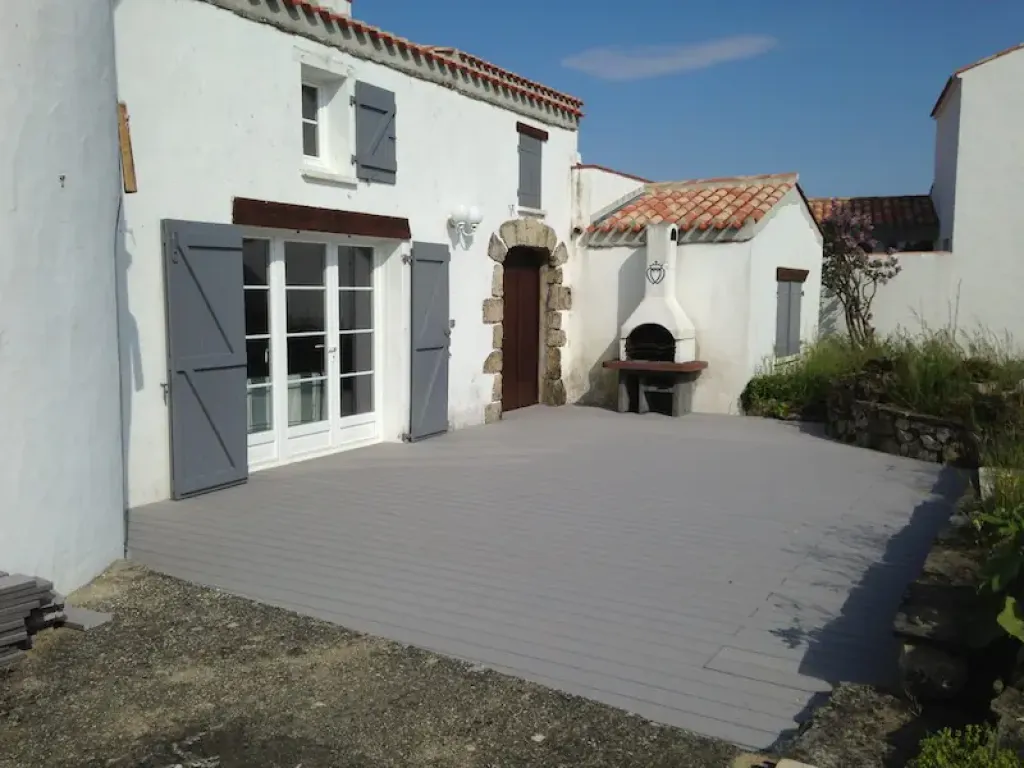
[286,290,325,333]
[340,332,373,375]
[285,242,325,286]
[340,374,373,417]
[248,386,272,434]
[245,289,269,336]
[288,378,326,426]
[243,240,269,286]
[246,339,270,383]
[287,336,326,377]
[338,246,373,288]
[338,291,372,332]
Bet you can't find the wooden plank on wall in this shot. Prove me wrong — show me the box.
[117,102,138,194]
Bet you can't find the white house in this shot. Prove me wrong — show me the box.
[568,170,824,414]
[1,0,583,591]
[815,43,1024,340]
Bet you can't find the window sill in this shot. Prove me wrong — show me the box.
[772,353,802,370]
[516,206,547,218]
[301,165,359,187]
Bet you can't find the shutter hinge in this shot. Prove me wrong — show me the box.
[401,253,412,265]
[350,95,356,106]
[401,432,412,442]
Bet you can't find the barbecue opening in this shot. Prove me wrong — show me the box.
[624,323,675,362]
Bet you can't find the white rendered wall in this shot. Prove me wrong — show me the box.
[114,0,578,507]
[932,85,961,247]
[747,193,823,374]
[0,1,125,592]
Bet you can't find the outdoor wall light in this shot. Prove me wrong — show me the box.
[449,204,483,237]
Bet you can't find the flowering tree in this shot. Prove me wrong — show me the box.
[820,206,901,346]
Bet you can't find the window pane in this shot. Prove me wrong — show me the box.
[301,84,319,121]
[302,122,319,157]
[287,335,326,377]
[339,290,372,331]
[246,338,270,381]
[338,246,373,288]
[285,242,325,286]
[288,379,326,426]
[248,386,272,435]
[340,332,373,375]
[243,239,269,286]
[244,289,269,336]
[286,289,325,333]
[341,374,374,417]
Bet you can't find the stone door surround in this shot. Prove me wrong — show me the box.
[481,218,571,423]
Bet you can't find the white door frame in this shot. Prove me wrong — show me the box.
[240,226,393,472]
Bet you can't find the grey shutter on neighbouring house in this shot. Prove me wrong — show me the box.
[354,81,397,184]
[408,241,451,441]
[518,133,542,209]
[775,280,803,357]
[162,219,248,499]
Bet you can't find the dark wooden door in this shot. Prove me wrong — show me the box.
[502,249,541,411]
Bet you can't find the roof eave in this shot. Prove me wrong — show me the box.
[930,76,958,119]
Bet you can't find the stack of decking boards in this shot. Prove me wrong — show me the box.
[0,571,66,669]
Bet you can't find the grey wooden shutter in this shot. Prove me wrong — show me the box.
[775,281,791,358]
[518,133,542,209]
[162,219,248,499]
[409,241,451,441]
[787,282,803,356]
[354,81,397,184]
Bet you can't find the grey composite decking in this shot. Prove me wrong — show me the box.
[128,406,962,750]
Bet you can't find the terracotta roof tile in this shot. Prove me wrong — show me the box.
[280,1,583,117]
[931,42,1024,117]
[808,195,938,229]
[589,173,798,234]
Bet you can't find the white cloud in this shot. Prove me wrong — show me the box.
[561,35,778,82]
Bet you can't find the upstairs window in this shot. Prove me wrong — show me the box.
[301,84,321,158]
[516,122,547,211]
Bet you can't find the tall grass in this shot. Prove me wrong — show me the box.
[741,326,1024,425]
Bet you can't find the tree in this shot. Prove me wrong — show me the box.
[820,205,901,346]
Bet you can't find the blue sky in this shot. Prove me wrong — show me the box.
[357,0,1023,198]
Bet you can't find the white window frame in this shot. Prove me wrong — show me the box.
[293,45,358,187]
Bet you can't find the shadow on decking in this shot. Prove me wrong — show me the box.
[773,464,964,722]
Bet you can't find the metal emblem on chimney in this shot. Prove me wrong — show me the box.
[646,261,665,285]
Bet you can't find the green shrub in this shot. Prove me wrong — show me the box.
[910,724,1020,767]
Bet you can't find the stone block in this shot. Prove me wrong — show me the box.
[499,220,519,247]
[546,310,561,331]
[546,328,566,348]
[547,285,572,311]
[482,298,503,324]
[542,379,566,406]
[487,233,507,263]
[484,402,502,424]
[898,642,968,702]
[547,267,563,285]
[482,350,502,374]
[491,374,502,402]
[492,323,503,350]
[544,348,562,380]
[491,264,504,298]
[550,242,568,266]
[920,433,940,451]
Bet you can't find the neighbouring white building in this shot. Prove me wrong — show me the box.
[2,0,826,593]
[815,43,1024,340]
[569,170,823,414]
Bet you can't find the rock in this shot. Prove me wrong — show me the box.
[920,433,940,451]
[895,418,911,431]
[544,348,562,380]
[542,379,566,406]
[483,403,501,424]
[482,298,503,324]
[482,350,502,374]
[546,329,566,348]
[492,323,503,349]
[550,242,568,267]
[490,265,503,297]
[546,310,561,331]
[547,285,572,311]
[491,374,502,402]
[898,643,968,702]
[487,233,507,263]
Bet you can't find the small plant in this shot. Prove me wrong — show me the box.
[910,724,1020,767]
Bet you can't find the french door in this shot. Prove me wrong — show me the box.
[243,235,378,468]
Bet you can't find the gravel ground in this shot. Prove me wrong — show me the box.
[0,562,743,768]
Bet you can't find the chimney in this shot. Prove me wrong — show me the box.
[319,0,352,17]
[618,223,697,363]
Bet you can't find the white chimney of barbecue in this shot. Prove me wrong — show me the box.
[619,223,697,363]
